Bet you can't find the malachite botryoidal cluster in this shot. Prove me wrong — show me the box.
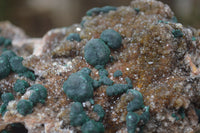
[106,84,129,96]
[0,37,12,47]
[17,100,33,116]
[66,33,81,42]
[84,39,110,67]
[1,50,16,60]
[0,50,35,80]
[106,77,133,96]
[126,90,150,133]
[0,56,11,79]
[9,56,28,73]
[64,27,149,132]
[81,120,105,133]
[84,29,122,68]
[70,102,105,132]
[15,84,47,116]
[86,6,116,16]
[100,29,122,49]
[1,93,14,104]
[127,89,144,112]
[70,102,89,126]
[126,112,140,133]
[0,93,14,116]
[13,79,30,94]
[98,68,113,86]
[113,70,123,77]
[63,68,94,102]
[29,84,48,105]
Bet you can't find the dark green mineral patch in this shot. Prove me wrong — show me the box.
[100,29,122,49]
[17,100,33,116]
[63,69,94,102]
[84,39,110,67]
[13,79,29,94]
[66,33,81,42]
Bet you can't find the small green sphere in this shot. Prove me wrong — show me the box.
[93,80,101,88]
[113,70,123,77]
[1,93,14,104]
[1,50,16,60]
[79,67,92,75]
[29,91,41,105]
[100,29,122,49]
[70,102,89,126]
[84,39,110,67]
[29,84,47,104]
[66,33,81,42]
[17,100,33,116]
[13,79,29,94]
[63,71,93,102]
[9,56,27,73]
[99,76,113,86]
[98,69,108,77]
[0,56,11,79]
[81,120,105,133]
[18,71,36,81]
[126,112,140,133]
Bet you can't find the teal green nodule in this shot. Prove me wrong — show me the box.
[106,84,129,96]
[13,79,29,94]
[100,29,122,49]
[63,69,93,102]
[1,93,14,104]
[70,102,89,126]
[127,89,144,112]
[126,112,140,133]
[17,100,33,116]
[1,50,16,60]
[18,71,36,81]
[84,39,110,67]
[9,56,27,73]
[81,120,105,133]
[113,70,123,77]
[29,84,47,105]
[66,33,81,42]
[0,56,11,79]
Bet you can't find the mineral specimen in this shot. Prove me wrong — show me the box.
[16,100,33,116]
[13,79,29,94]
[0,0,200,132]
[100,29,122,49]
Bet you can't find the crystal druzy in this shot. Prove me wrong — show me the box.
[0,0,200,132]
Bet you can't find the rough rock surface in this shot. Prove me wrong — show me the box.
[1,0,200,132]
